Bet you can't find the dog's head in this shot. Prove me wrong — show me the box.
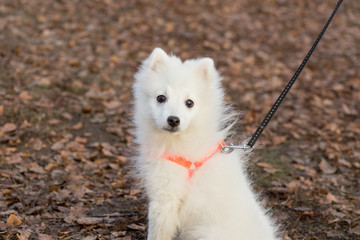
[134,48,223,135]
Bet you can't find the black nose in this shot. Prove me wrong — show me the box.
[167,116,180,127]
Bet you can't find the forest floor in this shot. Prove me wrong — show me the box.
[0,0,359,239]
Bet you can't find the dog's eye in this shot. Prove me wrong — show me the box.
[157,95,167,103]
[185,99,194,108]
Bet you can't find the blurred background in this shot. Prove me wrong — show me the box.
[0,0,359,239]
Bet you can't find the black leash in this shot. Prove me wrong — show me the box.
[222,0,343,153]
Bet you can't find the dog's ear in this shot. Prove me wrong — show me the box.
[148,48,168,72]
[197,58,217,84]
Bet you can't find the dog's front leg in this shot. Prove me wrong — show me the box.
[147,199,180,240]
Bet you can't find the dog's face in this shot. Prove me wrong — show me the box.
[150,86,197,134]
[134,48,220,135]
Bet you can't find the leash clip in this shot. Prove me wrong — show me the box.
[221,142,253,154]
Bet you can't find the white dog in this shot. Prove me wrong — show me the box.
[133,48,278,240]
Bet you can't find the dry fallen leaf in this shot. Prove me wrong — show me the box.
[44,163,57,172]
[82,105,93,113]
[338,158,351,168]
[272,136,287,146]
[51,141,64,151]
[64,206,88,224]
[257,162,278,174]
[61,112,73,120]
[48,119,61,125]
[34,77,51,87]
[6,214,22,226]
[0,123,17,134]
[110,180,125,189]
[19,91,33,102]
[287,180,300,194]
[119,237,131,240]
[38,234,54,240]
[319,158,337,174]
[20,120,32,128]
[31,138,46,151]
[103,99,121,109]
[354,162,360,169]
[75,136,87,144]
[2,189,12,195]
[116,156,128,165]
[76,217,102,225]
[325,192,339,204]
[351,226,360,236]
[269,187,288,194]
[29,163,46,174]
[16,229,32,240]
[127,223,146,231]
[5,154,23,164]
[295,209,314,217]
[71,122,83,130]
[66,141,85,152]
[83,236,97,240]
[129,189,142,196]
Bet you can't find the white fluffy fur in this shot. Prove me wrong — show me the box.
[133,48,278,240]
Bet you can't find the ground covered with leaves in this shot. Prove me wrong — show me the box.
[0,0,359,239]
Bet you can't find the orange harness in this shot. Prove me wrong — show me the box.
[162,140,226,178]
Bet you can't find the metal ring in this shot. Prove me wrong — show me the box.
[221,143,253,154]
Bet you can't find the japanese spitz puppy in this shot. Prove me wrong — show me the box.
[133,48,278,240]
